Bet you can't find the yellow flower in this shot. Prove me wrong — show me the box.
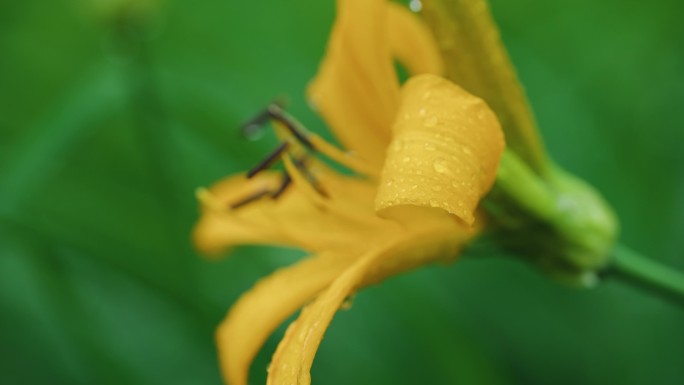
[194,0,504,384]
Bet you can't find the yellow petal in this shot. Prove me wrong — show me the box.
[216,253,352,385]
[375,74,504,226]
[193,173,290,256]
[421,0,548,174]
[387,2,444,76]
[307,0,400,169]
[193,170,394,257]
[266,213,469,385]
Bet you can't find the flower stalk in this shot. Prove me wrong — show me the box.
[608,245,684,306]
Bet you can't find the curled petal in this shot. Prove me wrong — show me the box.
[375,74,505,226]
[421,0,548,173]
[266,214,469,385]
[217,253,352,385]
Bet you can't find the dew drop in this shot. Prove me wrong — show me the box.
[409,0,423,13]
[433,158,448,174]
[419,108,427,117]
[402,156,411,163]
[461,145,472,155]
[424,142,436,151]
[341,295,355,310]
[431,185,442,192]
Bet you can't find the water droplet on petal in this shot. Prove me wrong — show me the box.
[341,295,355,310]
[433,158,448,174]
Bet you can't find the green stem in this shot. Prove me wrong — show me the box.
[608,244,684,306]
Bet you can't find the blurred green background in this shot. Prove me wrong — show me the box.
[1,0,683,384]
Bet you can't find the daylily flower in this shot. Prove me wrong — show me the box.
[194,0,505,384]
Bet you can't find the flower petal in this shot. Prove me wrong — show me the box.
[375,74,505,226]
[421,0,548,174]
[193,170,394,257]
[307,0,399,169]
[387,2,444,76]
[266,213,469,385]
[216,253,352,385]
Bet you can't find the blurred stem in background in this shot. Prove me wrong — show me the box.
[92,1,213,317]
[109,4,181,234]
[101,1,204,272]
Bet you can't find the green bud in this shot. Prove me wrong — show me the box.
[486,150,619,286]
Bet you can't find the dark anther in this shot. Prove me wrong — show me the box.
[266,104,316,150]
[241,99,287,139]
[271,172,292,199]
[241,110,271,140]
[246,141,291,179]
[240,102,316,151]
[229,189,271,210]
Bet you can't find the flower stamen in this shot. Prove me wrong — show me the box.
[229,189,272,210]
[266,104,316,150]
[270,172,292,199]
[242,102,377,178]
[246,141,291,179]
[282,154,330,207]
[291,157,329,199]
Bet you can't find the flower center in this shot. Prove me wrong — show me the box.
[197,102,378,214]
[237,103,330,206]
